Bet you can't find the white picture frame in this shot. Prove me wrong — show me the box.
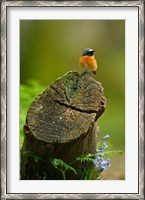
[1,1,144,199]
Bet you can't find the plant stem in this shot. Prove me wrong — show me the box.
[62,171,66,180]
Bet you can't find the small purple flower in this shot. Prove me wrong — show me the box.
[100,142,107,150]
[106,158,111,167]
[94,134,111,174]
[93,155,102,167]
[97,156,103,162]
[96,142,107,153]
[98,165,107,172]
[95,149,102,153]
[97,158,111,173]
[102,134,110,140]
[93,152,111,173]
[93,159,98,168]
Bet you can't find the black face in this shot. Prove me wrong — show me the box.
[82,48,94,56]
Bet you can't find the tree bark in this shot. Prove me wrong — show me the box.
[21,71,106,180]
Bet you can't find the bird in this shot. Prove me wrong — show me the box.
[79,48,97,74]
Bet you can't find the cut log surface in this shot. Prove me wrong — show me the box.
[21,71,106,180]
[24,71,106,143]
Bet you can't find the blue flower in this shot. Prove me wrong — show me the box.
[100,142,107,151]
[98,165,107,172]
[93,155,111,173]
[93,159,98,168]
[102,134,110,140]
[95,149,102,153]
[94,134,111,174]
[106,158,111,167]
[96,142,107,153]
[93,155,103,168]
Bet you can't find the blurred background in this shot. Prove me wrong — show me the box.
[20,20,125,180]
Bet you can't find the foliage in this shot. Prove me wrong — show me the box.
[20,80,45,145]
[23,151,45,162]
[23,134,124,180]
[50,158,77,180]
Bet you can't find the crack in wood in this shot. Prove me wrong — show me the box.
[50,85,64,100]
[54,99,98,114]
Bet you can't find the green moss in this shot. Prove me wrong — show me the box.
[62,71,80,100]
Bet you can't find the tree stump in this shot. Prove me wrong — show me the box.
[21,71,106,180]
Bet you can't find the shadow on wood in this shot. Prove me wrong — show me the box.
[21,71,106,180]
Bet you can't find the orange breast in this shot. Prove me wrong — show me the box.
[80,56,97,71]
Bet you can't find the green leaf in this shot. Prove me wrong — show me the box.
[50,158,77,174]
[102,150,124,157]
[76,153,94,162]
[23,151,44,162]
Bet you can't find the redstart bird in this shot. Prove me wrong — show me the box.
[79,48,97,74]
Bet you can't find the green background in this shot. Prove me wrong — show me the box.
[20,20,125,179]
